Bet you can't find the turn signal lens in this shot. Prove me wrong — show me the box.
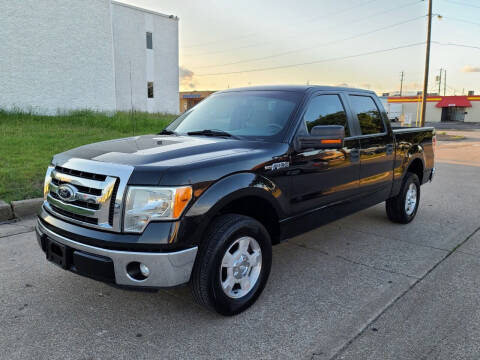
[321,139,342,144]
[43,166,54,200]
[173,186,193,218]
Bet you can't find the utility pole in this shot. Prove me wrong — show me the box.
[438,68,442,95]
[420,0,433,127]
[400,71,404,96]
[444,69,447,96]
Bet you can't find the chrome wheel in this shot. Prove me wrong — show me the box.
[405,183,418,216]
[220,236,262,299]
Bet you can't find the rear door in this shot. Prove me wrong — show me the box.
[289,92,360,215]
[347,94,394,201]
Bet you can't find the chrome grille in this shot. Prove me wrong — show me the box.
[43,159,134,232]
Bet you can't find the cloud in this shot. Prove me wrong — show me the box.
[462,65,480,73]
[179,66,197,89]
[407,82,421,89]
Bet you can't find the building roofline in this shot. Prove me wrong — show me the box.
[111,1,179,20]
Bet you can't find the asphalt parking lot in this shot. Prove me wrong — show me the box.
[1,131,480,360]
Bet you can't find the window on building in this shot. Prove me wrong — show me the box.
[303,95,350,137]
[146,32,153,49]
[349,95,385,135]
[148,82,154,98]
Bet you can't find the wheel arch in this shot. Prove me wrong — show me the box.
[406,157,425,184]
[185,173,285,245]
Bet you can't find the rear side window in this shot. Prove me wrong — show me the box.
[303,95,350,137]
[349,95,385,135]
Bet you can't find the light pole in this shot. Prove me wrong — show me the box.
[400,71,404,96]
[444,70,447,96]
[420,0,433,127]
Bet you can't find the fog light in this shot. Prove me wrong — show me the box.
[140,263,150,277]
[126,261,149,281]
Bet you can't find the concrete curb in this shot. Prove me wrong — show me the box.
[11,198,44,219]
[0,200,13,221]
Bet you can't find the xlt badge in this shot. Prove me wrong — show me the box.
[265,162,290,171]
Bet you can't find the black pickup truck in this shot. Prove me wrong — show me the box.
[36,86,435,315]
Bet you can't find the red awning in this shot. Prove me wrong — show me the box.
[435,96,472,108]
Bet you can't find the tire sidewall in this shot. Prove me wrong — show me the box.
[208,218,272,315]
[401,173,420,223]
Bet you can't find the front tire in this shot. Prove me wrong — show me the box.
[191,214,272,316]
[386,172,420,224]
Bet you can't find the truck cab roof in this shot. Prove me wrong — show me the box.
[217,85,377,96]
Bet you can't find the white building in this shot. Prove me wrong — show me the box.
[0,0,179,114]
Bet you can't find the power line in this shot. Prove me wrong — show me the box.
[183,0,423,57]
[193,15,426,69]
[195,42,426,77]
[443,0,480,9]
[441,16,480,27]
[181,0,380,49]
[432,41,480,51]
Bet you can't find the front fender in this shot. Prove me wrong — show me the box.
[176,173,287,247]
[187,172,286,219]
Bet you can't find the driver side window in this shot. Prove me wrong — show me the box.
[303,95,350,137]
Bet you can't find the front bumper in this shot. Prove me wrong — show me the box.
[36,219,198,288]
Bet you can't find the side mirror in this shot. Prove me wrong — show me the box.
[296,125,345,151]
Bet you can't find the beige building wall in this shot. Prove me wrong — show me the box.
[464,105,480,123]
[388,97,480,124]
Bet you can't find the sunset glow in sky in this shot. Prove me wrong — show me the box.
[121,0,480,95]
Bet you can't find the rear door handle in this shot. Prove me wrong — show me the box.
[386,144,394,155]
[350,148,360,162]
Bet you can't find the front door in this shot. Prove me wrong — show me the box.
[441,107,466,122]
[348,94,394,201]
[289,93,360,216]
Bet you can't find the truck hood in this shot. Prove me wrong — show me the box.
[52,134,288,186]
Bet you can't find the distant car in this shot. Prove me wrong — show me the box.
[37,86,436,315]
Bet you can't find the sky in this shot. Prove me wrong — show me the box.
[120,0,480,95]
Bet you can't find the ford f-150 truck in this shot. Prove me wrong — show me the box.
[36,86,435,315]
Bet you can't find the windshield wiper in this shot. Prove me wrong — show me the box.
[158,129,178,136]
[187,129,239,139]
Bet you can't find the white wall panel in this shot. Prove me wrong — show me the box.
[0,0,116,114]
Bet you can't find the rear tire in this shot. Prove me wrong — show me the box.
[386,172,420,224]
[190,214,272,316]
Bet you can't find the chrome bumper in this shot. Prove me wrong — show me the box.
[36,220,198,288]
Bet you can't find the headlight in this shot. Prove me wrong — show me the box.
[43,166,55,200]
[124,186,193,233]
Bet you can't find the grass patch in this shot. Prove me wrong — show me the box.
[0,110,176,202]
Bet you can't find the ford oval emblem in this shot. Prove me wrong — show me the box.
[57,184,78,202]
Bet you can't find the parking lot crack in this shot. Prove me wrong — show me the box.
[334,255,420,280]
[286,241,329,256]
[324,224,480,360]
[339,224,451,252]
[0,228,34,239]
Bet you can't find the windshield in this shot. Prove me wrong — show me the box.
[167,91,303,141]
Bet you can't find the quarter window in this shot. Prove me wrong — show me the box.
[303,95,350,137]
[349,95,385,135]
[147,82,154,98]
[146,32,153,49]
